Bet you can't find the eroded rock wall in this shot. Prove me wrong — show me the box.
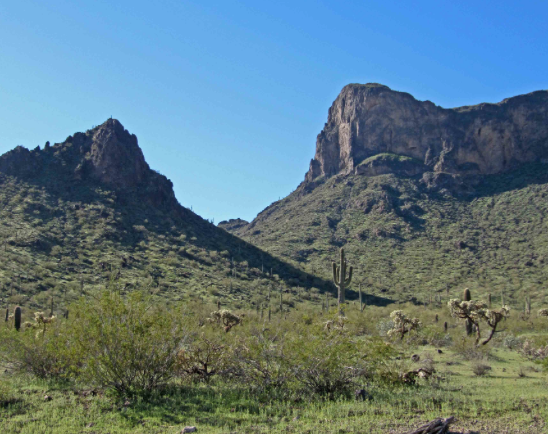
[306,83,548,181]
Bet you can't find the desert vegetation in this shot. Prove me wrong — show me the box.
[1,130,548,432]
[1,277,548,433]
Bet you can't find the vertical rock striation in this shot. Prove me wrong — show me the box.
[305,83,548,182]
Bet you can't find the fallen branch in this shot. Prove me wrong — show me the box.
[408,416,455,434]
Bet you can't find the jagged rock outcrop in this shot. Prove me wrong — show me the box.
[306,83,548,182]
[218,218,249,232]
[0,119,177,208]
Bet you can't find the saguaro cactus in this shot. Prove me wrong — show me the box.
[463,288,473,336]
[332,248,353,311]
[14,306,21,331]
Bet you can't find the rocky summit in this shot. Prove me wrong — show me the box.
[0,119,177,208]
[306,83,548,183]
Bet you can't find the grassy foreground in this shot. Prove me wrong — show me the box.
[1,295,547,434]
[1,348,546,433]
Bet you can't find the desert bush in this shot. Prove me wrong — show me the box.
[502,333,524,350]
[420,325,452,347]
[453,337,492,361]
[519,339,548,361]
[69,290,186,396]
[0,378,11,403]
[288,331,366,399]
[0,321,78,380]
[471,362,492,376]
[177,332,234,383]
[376,318,394,337]
[231,327,292,394]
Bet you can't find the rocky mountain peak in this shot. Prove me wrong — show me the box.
[305,84,548,183]
[80,118,150,189]
[0,119,177,209]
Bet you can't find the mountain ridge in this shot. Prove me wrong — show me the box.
[0,119,330,314]
[305,83,548,183]
[220,84,548,307]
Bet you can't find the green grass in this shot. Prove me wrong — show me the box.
[1,346,546,433]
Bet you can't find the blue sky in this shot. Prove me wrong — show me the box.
[1,0,546,223]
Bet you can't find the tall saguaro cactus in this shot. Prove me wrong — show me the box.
[14,306,21,331]
[332,248,353,313]
[463,288,473,336]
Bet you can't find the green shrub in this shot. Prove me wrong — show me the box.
[177,332,233,383]
[232,328,292,395]
[69,290,186,396]
[287,330,366,399]
[471,362,492,376]
[0,321,77,380]
[0,378,14,406]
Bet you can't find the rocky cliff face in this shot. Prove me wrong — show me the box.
[305,83,548,182]
[0,119,177,208]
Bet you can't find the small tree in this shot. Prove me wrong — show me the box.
[448,299,509,346]
[387,310,421,340]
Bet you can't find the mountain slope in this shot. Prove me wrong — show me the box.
[222,85,548,308]
[0,119,327,314]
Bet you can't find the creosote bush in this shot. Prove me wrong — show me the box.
[288,329,365,399]
[0,319,77,380]
[69,290,187,396]
[471,362,492,376]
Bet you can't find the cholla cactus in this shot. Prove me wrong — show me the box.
[462,288,472,335]
[323,315,346,331]
[387,310,421,340]
[23,312,56,338]
[208,309,241,332]
[538,308,548,317]
[448,299,509,346]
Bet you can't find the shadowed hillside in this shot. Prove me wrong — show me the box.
[0,120,331,314]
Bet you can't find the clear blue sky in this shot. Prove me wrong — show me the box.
[1,1,546,223]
